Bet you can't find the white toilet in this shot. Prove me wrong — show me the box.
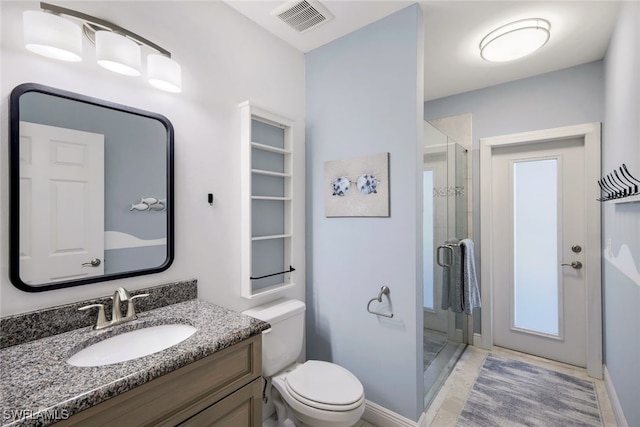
[243,299,365,427]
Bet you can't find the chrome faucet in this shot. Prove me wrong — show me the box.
[79,287,149,330]
[111,287,130,323]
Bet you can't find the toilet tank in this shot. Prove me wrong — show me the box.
[242,299,305,377]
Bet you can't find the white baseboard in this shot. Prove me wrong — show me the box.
[362,400,422,427]
[604,365,629,427]
[472,332,483,348]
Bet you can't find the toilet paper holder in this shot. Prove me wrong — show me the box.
[367,286,393,318]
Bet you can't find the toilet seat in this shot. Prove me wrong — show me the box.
[285,361,365,412]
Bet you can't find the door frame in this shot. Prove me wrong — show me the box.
[479,123,602,379]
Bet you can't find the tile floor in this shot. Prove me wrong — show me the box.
[361,346,618,426]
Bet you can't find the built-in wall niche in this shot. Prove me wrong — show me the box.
[239,102,296,299]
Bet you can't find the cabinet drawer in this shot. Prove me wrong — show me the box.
[57,335,261,426]
[179,378,262,426]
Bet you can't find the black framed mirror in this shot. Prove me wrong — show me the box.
[9,83,174,292]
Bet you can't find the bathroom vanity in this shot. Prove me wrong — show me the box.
[0,287,269,427]
[58,334,263,426]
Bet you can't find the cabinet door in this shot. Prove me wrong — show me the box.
[179,378,262,427]
[56,335,261,427]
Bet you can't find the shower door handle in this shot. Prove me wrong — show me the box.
[437,245,454,268]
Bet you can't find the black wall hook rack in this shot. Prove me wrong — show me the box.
[250,266,295,280]
[597,163,640,202]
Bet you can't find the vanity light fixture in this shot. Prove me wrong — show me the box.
[95,30,142,76]
[23,10,82,62]
[147,54,182,93]
[22,2,182,93]
[480,18,551,62]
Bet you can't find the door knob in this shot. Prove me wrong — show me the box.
[82,258,101,267]
[561,261,582,269]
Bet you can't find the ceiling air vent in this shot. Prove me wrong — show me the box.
[271,0,334,33]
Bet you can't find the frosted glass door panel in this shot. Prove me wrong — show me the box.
[513,159,559,336]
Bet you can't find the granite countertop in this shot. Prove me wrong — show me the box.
[0,299,270,427]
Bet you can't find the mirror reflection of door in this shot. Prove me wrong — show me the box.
[10,83,174,291]
[19,121,105,284]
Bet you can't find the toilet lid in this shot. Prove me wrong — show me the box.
[285,360,364,408]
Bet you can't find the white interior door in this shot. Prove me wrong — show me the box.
[19,121,105,285]
[480,123,602,378]
[491,137,589,366]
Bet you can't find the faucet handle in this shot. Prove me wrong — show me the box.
[79,304,108,329]
[126,293,150,319]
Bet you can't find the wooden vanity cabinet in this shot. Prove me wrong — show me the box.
[57,335,262,427]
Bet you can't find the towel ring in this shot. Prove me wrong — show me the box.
[367,286,394,318]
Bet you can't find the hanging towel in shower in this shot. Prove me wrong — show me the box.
[459,239,481,314]
[441,239,461,312]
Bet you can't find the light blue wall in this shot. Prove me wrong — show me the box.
[424,61,605,332]
[603,2,640,425]
[306,5,424,420]
[425,61,604,140]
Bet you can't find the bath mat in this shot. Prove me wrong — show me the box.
[456,354,602,427]
[424,331,448,369]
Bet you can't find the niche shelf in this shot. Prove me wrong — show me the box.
[240,101,297,299]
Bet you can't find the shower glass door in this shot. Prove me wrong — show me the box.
[423,123,467,335]
[422,121,468,408]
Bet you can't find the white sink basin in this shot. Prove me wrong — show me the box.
[67,324,197,367]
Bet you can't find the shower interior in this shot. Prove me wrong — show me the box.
[422,121,468,408]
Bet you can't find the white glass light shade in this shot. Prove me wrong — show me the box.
[147,54,182,93]
[480,18,551,62]
[23,11,82,62]
[95,31,141,76]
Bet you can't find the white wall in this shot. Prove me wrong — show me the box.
[305,5,425,421]
[602,2,640,425]
[0,1,305,316]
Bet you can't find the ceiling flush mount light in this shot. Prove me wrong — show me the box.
[480,18,551,62]
[22,2,182,93]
